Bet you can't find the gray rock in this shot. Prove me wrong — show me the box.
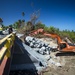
[39,49,44,55]
[41,42,45,46]
[36,40,41,44]
[46,50,50,55]
[34,44,38,48]
[32,40,35,44]
[37,44,41,48]
[48,47,51,51]
[26,36,34,42]
[40,47,46,51]
[30,42,34,48]
[44,43,48,47]
[25,36,51,55]
[46,47,50,51]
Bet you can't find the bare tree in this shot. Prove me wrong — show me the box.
[30,9,41,25]
[22,12,25,17]
[27,21,33,31]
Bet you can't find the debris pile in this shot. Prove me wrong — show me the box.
[25,36,51,55]
[24,36,62,67]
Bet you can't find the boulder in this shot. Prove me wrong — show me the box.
[30,42,34,48]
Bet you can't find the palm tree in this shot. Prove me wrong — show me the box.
[22,12,25,26]
[0,18,3,24]
[22,12,25,17]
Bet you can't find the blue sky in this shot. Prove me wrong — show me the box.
[0,0,75,30]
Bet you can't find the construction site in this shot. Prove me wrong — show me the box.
[0,28,75,75]
[16,28,75,75]
[0,0,75,75]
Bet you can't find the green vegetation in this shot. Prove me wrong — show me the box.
[13,20,75,42]
[25,23,75,43]
[0,13,75,43]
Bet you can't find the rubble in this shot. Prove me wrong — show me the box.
[25,36,51,55]
[55,63,62,67]
[25,36,62,67]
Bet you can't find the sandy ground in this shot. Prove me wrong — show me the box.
[39,38,75,75]
[42,56,75,75]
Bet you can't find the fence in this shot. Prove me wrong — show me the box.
[0,33,16,75]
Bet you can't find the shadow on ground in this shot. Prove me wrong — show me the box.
[56,52,75,56]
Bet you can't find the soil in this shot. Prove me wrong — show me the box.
[40,38,75,75]
[42,56,75,75]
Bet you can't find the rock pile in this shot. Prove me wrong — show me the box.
[24,36,62,67]
[25,36,52,55]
